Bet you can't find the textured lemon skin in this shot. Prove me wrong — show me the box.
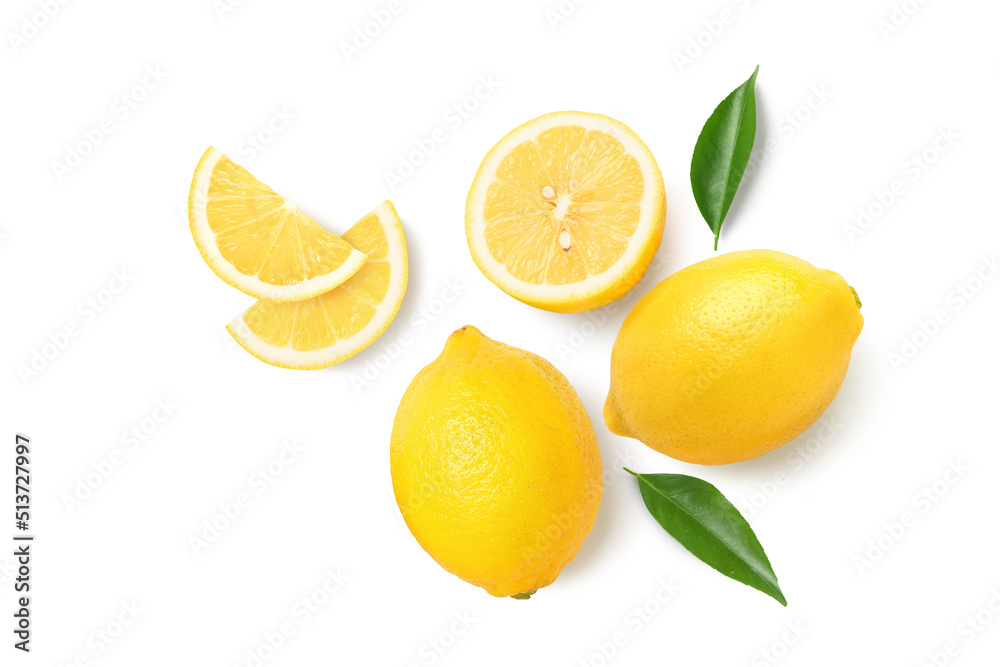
[391,326,602,597]
[604,250,863,465]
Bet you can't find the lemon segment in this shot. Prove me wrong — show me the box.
[189,147,367,301]
[227,201,408,370]
[466,111,666,313]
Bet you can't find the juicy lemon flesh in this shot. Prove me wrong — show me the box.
[605,250,864,465]
[483,125,643,285]
[240,211,392,352]
[206,154,356,286]
[391,326,602,598]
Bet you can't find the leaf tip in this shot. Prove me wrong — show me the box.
[850,285,862,309]
[761,578,787,606]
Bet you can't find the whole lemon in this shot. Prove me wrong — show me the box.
[391,326,602,598]
[604,250,863,465]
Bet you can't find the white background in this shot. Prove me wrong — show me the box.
[3,0,1000,665]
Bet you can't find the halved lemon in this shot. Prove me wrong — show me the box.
[227,201,408,370]
[466,111,666,313]
[189,147,367,302]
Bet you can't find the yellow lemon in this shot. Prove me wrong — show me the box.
[391,326,602,598]
[189,147,366,301]
[604,250,863,465]
[466,111,666,313]
[227,201,408,370]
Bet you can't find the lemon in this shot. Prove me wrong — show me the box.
[466,111,666,313]
[604,250,863,465]
[189,147,367,301]
[227,201,408,370]
[391,326,602,597]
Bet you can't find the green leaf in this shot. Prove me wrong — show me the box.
[690,65,759,250]
[624,468,786,606]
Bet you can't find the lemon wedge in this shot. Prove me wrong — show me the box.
[465,111,665,313]
[227,201,408,369]
[189,147,367,302]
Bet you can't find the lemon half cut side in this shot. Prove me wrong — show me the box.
[465,111,666,313]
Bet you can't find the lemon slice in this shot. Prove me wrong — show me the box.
[227,201,408,370]
[189,147,367,301]
[465,111,666,313]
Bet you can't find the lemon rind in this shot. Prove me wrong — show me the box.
[226,201,408,370]
[465,111,666,311]
[189,147,367,302]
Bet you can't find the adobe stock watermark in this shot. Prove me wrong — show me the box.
[601,446,640,492]
[0,556,16,587]
[57,601,144,666]
[679,291,800,402]
[853,459,969,575]
[175,106,295,224]
[544,0,591,31]
[744,85,834,178]
[221,325,246,355]
[887,254,997,371]
[51,65,168,182]
[233,567,349,667]
[236,106,295,162]
[350,277,467,393]
[556,253,668,362]
[403,611,476,667]
[383,76,501,192]
[17,268,134,386]
[7,0,72,54]
[738,414,845,519]
[519,503,592,562]
[61,398,179,514]
[555,300,627,362]
[916,589,1000,667]
[339,0,416,63]
[188,438,305,556]
[578,578,681,666]
[877,0,931,40]
[213,0,250,20]
[843,126,958,244]
[396,467,447,518]
[672,0,757,73]
[751,620,808,667]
